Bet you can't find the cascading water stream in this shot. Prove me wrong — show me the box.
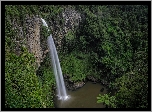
[41,18,69,100]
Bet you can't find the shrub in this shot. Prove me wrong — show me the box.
[5,46,43,108]
[60,52,89,82]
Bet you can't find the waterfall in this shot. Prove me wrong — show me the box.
[41,18,49,31]
[41,18,69,100]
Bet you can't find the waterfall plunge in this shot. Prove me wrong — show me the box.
[41,18,69,100]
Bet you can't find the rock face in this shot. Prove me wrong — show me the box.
[63,74,86,91]
[87,75,99,84]
[10,7,82,71]
[62,9,81,34]
[73,82,85,90]
[25,15,44,68]
[86,75,110,87]
[11,15,49,70]
[11,18,25,56]
[50,7,82,50]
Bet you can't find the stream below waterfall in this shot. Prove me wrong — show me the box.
[54,81,108,108]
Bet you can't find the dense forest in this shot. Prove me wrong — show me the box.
[5,5,148,108]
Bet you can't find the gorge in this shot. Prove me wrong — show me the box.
[5,5,148,109]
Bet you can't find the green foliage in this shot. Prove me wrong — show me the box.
[65,30,75,41]
[40,26,51,38]
[35,53,56,108]
[114,73,148,108]
[5,46,55,108]
[98,71,148,108]
[5,46,43,108]
[38,68,55,108]
[97,94,117,108]
[74,5,148,108]
[60,52,89,82]
[5,5,60,108]
[75,5,148,82]
[62,30,76,53]
[5,5,148,108]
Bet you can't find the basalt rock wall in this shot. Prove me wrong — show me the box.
[11,7,82,70]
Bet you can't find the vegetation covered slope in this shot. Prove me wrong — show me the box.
[5,5,63,108]
[5,5,148,108]
[61,5,148,108]
[77,5,148,108]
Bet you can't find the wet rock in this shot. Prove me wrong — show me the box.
[100,88,104,92]
[63,74,69,79]
[73,82,85,89]
[87,75,98,83]
[69,79,74,84]
[63,74,86,91]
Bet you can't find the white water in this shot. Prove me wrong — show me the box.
[41,18,69,100]
[41,18,49,31]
